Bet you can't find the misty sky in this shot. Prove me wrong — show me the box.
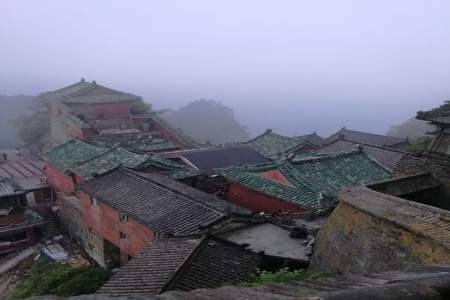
[2,1,450,137]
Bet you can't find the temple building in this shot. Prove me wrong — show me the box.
[40,79,195,151]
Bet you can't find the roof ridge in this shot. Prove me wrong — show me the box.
[290,149,363,164]
[121,168,227,215]
[341,128,407,142]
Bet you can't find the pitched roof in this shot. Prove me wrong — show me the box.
[217,163,329,212]
[0,178,24,197]
[417,101,450,125]
[79,168,246,235]
[98,235,262,296]
[41,138,105,171]
[317,139,408,170]
[243,129,323,159]
[89,130,179,153]
[181,147,270,171]
[286,151,392,200]
[367,173,441,197]
[40,80,141,104]
[325,127,408,148]
[107,265,450,299]
[138,155,202,180]
[341,185,450,250]
[71,147,148,179]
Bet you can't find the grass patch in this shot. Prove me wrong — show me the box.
[238,267,325,287]
[11,257,108,299]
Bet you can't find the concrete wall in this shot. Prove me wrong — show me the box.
[80,191,154,257]
[227,183,307,213]
[310,201,450,274]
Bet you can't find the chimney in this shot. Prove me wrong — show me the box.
[81,78,85,82]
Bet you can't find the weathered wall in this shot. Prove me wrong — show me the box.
[58,194,89,247]
[227,183,306,213]
[45,164,77,194]
[80,191,154,257]
[310,202,450,274]
[67,102,131,121]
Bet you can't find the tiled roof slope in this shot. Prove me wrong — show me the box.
[72,147,148,179]
[217,164,329,212]
[139,155,202,180]
[89,131,178,153]
[417,101,450,124]
[41,138,105,171]
[286,151,392,200]
[40,80,141,104]
[98,236,262,296]
[182,147,270,171]
[326,127,408,148]
[243,129,323,159]
[317,139,408,170]
[79,168,246,235]
[0,178,24,197]
[341,186,450,250]
[91,266,450,300]
[367,173,441,197]
[98,237,201,295]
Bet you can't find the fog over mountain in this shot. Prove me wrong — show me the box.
[2,1,450,137]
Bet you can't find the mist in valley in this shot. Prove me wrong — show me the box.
[1,0,450,145]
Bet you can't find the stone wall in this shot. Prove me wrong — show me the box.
[310,201,450,274]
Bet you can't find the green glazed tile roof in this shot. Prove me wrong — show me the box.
[243,130,323,159]
[215,150,391,211]
[89,132,178,153]
[42,138,105,171]
[282,151,392,200]
[72,147,149,179]
[217,166,329,212]
[140,155,202,180]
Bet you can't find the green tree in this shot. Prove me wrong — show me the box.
[130,99,152,114]
[163,99,250,145]
[387,117,434,142]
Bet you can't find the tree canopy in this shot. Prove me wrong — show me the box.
[162,99,250,145]
[386,117,434,142]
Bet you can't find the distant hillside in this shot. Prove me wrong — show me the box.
[386,117,434,142]
[162,99,250,145]
[0,95,35,147]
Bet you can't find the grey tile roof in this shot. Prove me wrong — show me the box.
[417,100,450,125]
[40,80,141,104]
[243,129,323,159]
[341,185,450,249]
[98,235,262,296]
[317,139,408,170]
[325,127,409,148]
[79,168,246,235]
[181,146,270,171]
[367,173,441,197]
[0,179,24,197]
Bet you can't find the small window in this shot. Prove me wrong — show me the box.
[91,196,99,206]
[119,231,128,240]
[119,212,128,223]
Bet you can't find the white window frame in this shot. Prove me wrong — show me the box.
[119,211,129,223]
[91,196,99,207]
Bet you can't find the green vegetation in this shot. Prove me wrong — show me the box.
[387,117,434,142]
[163,99,250,145]
[130,99,152,114]
[238,268,325,287]
[11,257,108,299]
[407,136,432,154]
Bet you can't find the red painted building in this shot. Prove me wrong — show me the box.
[78,168,244,269]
